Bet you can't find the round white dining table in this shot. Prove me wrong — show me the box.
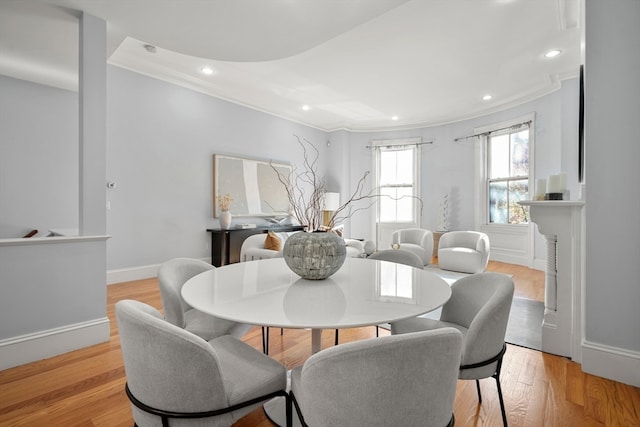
[182,257,451,354]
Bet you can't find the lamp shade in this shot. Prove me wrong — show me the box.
[323,192,340,211]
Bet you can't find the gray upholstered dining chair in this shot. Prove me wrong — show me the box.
[158,258,251,341]
[391,272,515,426]
[115,299,291,427]
[368,248,425,268]
[368,249,425,336]
[289,328,462,427]
[391,228,434,266]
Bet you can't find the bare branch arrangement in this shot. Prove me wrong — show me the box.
[271,136,423,232]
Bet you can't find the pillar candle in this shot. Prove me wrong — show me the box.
[557,173,567,192]
[547,174,561,193]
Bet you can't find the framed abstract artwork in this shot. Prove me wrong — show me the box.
[213,154,292,217]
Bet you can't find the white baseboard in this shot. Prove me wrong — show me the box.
[0,317,110,371]
[490,250,529,267]
[107,257,211,285]
[581,340,640,388]
[107,263,160,284]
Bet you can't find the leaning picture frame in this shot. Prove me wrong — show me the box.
[213,154,292,217]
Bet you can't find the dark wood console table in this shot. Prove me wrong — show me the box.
[206,225,304,267]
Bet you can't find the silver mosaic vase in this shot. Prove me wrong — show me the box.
[283,231,347,280]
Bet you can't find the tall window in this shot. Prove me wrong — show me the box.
[377,146,418,223]
[487,128,530,224]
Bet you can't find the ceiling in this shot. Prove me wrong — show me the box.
[0,0,581,132]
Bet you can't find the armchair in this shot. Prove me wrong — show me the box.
[437,231,490,274]
[391,228,434,266]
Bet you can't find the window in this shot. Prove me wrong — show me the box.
[377,146,418,223]
[487,128,530,224]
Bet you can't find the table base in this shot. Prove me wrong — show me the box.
[263,396,302,427]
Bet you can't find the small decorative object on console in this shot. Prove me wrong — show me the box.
[217,193,233,229]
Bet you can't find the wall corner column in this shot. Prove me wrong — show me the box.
[79,12,106,235]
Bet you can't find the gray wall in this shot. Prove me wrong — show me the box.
[332,79,579,265]
[584,0,640,362]
[0,13,109,371]
[0,75,79,238]
[0,66,578,269]
[106,66,328,270]
[2,9,639,385]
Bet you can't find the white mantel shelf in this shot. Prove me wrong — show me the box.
[519,199,585,360]
[519,200,585,207]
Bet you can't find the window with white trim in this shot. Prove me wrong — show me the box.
[377,145,419,223]
[487,126,530,224]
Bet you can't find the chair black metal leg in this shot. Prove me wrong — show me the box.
[475,379,482,403]
[285,394,293,427]
[334,329,339,345]
[376,325,379,337]
[495,374,508,426]
[261,326,270,355]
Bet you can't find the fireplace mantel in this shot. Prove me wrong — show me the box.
[519,200,585,360]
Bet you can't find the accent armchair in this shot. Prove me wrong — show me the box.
[437,230,490,274]
[391,228,434,266]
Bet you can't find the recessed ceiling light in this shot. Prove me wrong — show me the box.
[201,66,214,75]
[302,105,310,111]
[544,49,561,58]
[392,115,399,121]
[482,95,493,101]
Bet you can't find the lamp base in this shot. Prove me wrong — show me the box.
[322,210,334,227]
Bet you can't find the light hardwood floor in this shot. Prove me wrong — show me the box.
[1,261,638,426]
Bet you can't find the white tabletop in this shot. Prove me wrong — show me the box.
[183,257,452,427]
[182,257,451,331]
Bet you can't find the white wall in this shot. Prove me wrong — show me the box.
[1,4,637,389]
[0,13,109,371]
[0,62,578,274]
[0,238,109,370]
[338,79,579,266]
[106,66,328,272]
[582,0,640,386]
[0,75,79,238]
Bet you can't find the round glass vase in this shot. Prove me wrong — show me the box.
[283,231,347,280]
[219,210,232,229]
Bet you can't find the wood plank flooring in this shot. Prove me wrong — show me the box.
[1,261,638,426]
